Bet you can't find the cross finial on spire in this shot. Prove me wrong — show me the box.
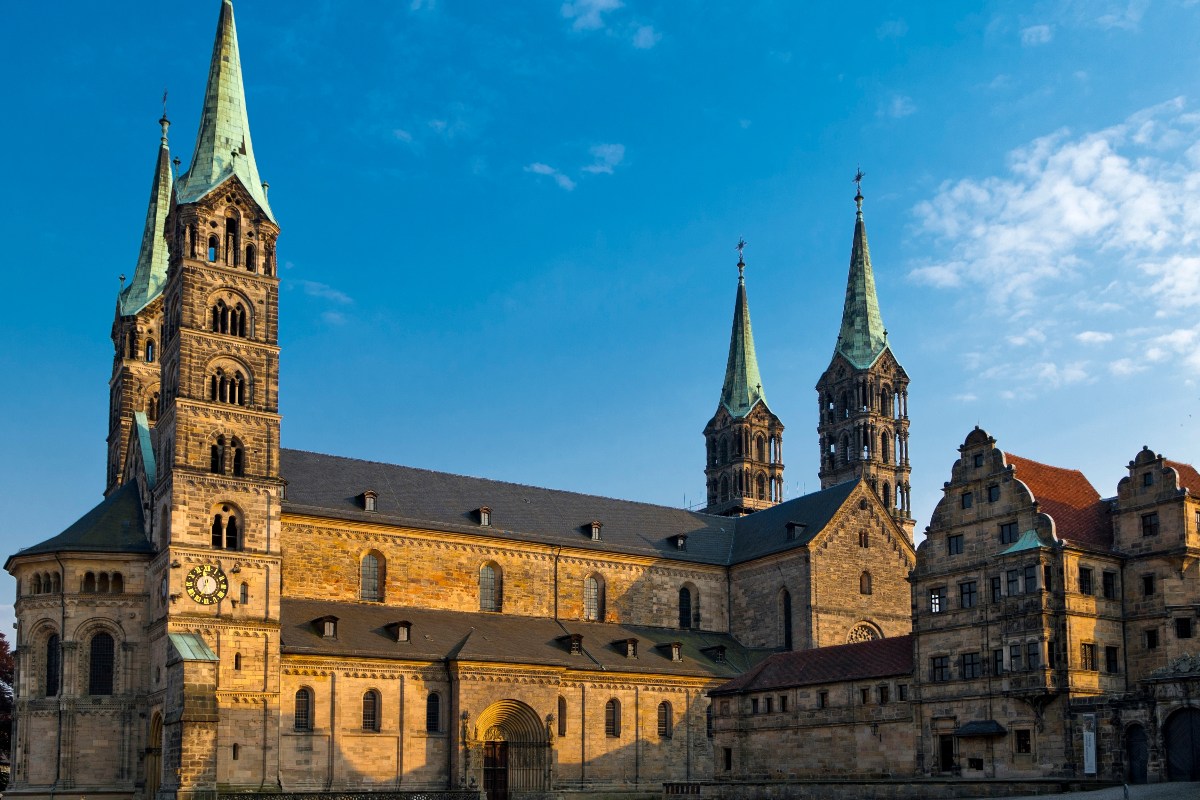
[853,167,866,209]
[736,237,747,281]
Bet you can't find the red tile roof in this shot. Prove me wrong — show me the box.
[1004,453,1111,549]
[710,635,913,695]
[1165,459,1200,494]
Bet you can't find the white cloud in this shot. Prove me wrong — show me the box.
[876,19,908,39]
[525,162,576,191]
[1075,331,1114,344]
[632,25,661,49]
[954,392,978,403]
[1109,358,1146,376]
[561,0,623,31]
[1020,24,1054,45]
[298,280,353,304]
[1096,0,1149,30]
[880,95,916,119]
[582,143,625,175]
[392,128,413,143]
[321,310,347,325]
[1008,328,1046,347]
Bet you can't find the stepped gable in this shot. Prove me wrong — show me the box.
[1165,459,1200,493]
[1005,453,1111,549]
[711,634,912,695]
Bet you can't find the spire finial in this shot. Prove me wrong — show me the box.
[853,167,865,211]
[159,89,171,145]
[736,237,747,281]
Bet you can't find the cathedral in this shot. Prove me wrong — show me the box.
[5,3,918,800]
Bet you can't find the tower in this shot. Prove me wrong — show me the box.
[703,243,784,516]
[815,182,913,537]
[151,1,283,794]
[106,115,172,494]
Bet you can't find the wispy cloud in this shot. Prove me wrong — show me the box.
[1095,0,1149,30]
[298,280,353,304]
[876,19,908,39]
[1020,24,1054,45]
[582,143,625,174]
[525,162,576,191]
[908,97,1200,389]
[561,0,623,32]
[632,25,661,49]
[880,94,916,119]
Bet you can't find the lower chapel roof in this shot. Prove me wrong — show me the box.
[711,634,914,695]
[282,598,769,679]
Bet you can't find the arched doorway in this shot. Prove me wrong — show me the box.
[1125,723,1148,784]
[1164,707,1200,781]
[474,700,549,800]
[146,712,163,798]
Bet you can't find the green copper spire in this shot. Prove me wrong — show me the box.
[835,187,888,369]
[119,117,173,316]
[719,242,770,418]
[175,0,275,222]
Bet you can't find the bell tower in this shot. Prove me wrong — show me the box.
[703,242,785,516]
[150,1,283,795]
[815,177,913,537]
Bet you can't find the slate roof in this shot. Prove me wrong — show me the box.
[718,265,770,419]
[1165,459,1200,494]
[280,449,857,566]
[282,598,770,679]
[1005,453,1111,549]
[5,482,153,567]
[710,634,913,695]
[118,130,172,316]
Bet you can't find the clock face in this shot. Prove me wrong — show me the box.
[185,564,228,605]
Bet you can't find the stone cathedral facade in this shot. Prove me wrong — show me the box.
[5,4,918,800]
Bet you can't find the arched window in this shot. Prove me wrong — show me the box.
[89,632,115,695]
[780,588,793,651]
[859,530,869,548]
[211,435,226,474]
[225,216,240,266]
[240,582,249,604]
[860,572,873,595]
[882,483,891,508]
[605,699,621,737]
[83,572,96,593]
[209,368,248,406]
[31,574,42,594]
[207,235,219,262]
[294,688,313,731]
[234,653,242,670]
[719,475,730,502]
[232,439,245,477]
[145,339,155,363]
[147,392,159,422]
[720,437,729,464]
[657,701,673,738]
[426,692,441,732]
[111,573,123,593]
[840,435,851,465]
[126,329,137,360]
[45,634,60,697]
[756,473,767,500]
[245,244,257,272]
[880,436,889,464]
[361,552,383,602]
[848,623,880,643]
[678,586,695,629]
[52,572,61,593]
[755,435,766,462]
[583,574,604,621]
[558,695,567,736]
[211,506,241,550]
[479,562,502,612]
[362,690,381,732]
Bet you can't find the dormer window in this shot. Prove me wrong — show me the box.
[617,638,638,658]
[388,621,412,642]
[703,645,727,664]
[361,491,378,512]
[590,521,603,541]
[477,507,492,527]
[568,633,583,655]
[671,642,683,662]
[785,522,806,541]
[313,615,339,638]
[674,534,688,550]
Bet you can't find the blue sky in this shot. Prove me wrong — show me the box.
[2,0,1199,632]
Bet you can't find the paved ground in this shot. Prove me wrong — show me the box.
[964,783,1200,800]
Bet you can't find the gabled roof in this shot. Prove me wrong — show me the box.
[711,634,913,695]
[133,411,157,488]
[282,598,770,679]
[280,449,861,567]
[1165,459,1200,494]
[718,264,770,418]
[5,482,153,567]
[834,192,889,369]
[119,123,172,316]
[175,0,275,222]
[1005,453,1111,549]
